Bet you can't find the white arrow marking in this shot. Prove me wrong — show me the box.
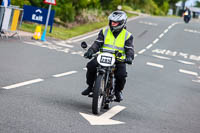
[80,105,126,125]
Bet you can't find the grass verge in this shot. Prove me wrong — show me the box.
[19,13,137,40]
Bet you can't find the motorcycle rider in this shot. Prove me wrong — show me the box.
[183,7,191,23]
[81,11,134,102]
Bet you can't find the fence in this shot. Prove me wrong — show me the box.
[0,5,23,39]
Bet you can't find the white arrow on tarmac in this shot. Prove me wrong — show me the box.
[80,105,126,125]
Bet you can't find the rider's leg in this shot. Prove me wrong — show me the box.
[114,63,127,102]
[82,58,98,95]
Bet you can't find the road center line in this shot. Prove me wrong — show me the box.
[153,38,159,44]
[138,49,146,54]
[146,44,153,49]
[164,29,168,33]
[159,33,164,38]
[179,69,198,76]
[146,62,164,68]
[53,71,77,78]
[2,79,44,89]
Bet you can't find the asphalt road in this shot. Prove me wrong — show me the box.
[0,16,200,133]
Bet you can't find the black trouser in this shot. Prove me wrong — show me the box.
[86,58,127,92]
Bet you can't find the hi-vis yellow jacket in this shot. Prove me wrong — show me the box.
[102,28,132,60]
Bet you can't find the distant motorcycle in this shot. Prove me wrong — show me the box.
[183,12,191,23]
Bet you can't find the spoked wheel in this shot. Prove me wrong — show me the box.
[92,74,105,114]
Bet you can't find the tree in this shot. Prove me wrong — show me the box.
[195,1,200,7]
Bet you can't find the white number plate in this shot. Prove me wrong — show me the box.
[97,53,115,67]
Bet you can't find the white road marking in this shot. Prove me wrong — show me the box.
[153,38,159,44]
[83,68,87,71]
[159,33,164,38]
[146,44,153,49]
[53,41,74,48]
[192,79,200,83]
[43,41,52,45]
[138,49,146,54]
[52,71,77,78]
[80,105,126,125]
[184,29,200,34]
[177,60,195,65]
[146,62,164,68]
[179,69,198,76]
[164,29,168,33]
[70,33,99,43]
[168,25,172,29]
[2,79,44,89]
[152,55,171,60]
[139,21,157,26]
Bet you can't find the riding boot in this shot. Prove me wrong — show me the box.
[81,86,93,96]
[114,90,123,102]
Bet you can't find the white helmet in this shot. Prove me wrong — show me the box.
[108,11,127,32]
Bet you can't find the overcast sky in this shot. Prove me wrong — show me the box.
[186,0,200,6]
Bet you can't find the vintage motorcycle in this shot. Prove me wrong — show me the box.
[81,42,126,114]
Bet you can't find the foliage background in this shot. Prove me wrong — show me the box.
[11,0,181,25]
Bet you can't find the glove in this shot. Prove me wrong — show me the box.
[125,57,133,64]
[84,49,94,59]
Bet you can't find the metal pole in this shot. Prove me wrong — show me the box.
[41,4,52,41]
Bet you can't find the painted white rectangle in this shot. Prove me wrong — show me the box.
[159,33,164,38]
[164,29,168,33]
[146,44,153,49]
[53,71,77,78]
[152,55,171,60]
[2,79,44,89]
[153,38,159,44]
[1,8,12,30]
[177,60,195,65]
[138,49,146,54]
[53,41,74,48]
[146,62,164,68]
[179,69,198,76]
[168,25,172,29]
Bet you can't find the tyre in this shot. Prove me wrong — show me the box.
[92,74,105,114]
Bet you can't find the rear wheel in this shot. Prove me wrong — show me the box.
[92,74,105,114]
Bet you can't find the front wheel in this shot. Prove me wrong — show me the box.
[92,74,105,114]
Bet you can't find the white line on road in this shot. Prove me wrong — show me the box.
[146,44,153,49]
[192,79,200,83]
[80,105,126,125]
[179,69,198,76]
[2,79,44,89]
[152,55,171,60]
[138,49,146,54]
[168,25,172,29]
[164,29,168,33]
[159,33,164,38]
[146,62,164,68]
[177,60,195,65]
[70,33,99,43]
[153,38,159,44]
[100,105,126,119]
[53,71,77,78]
[53,41,74,48]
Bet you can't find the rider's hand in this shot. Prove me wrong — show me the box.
[125,57,133,64]
[84,49,94,59]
